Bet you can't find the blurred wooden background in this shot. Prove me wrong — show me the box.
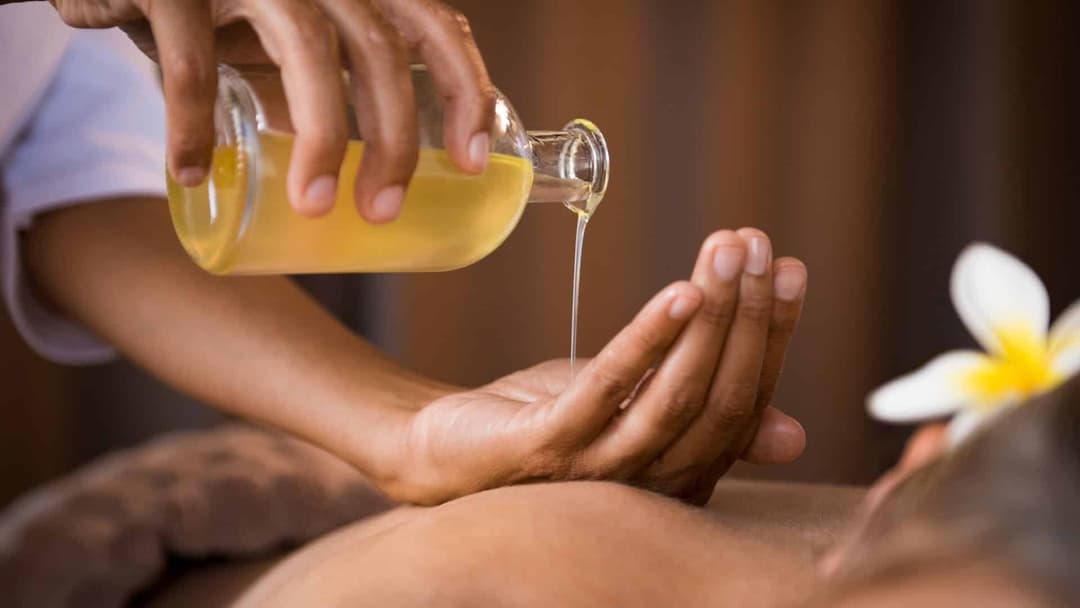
[3,0,1078,506]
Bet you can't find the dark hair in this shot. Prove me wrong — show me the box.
[835,373,1080,603]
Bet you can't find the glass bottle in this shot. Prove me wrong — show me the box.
[167,65,609,274]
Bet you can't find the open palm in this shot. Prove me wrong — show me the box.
[378,230,809,505]
[396,360,582,504]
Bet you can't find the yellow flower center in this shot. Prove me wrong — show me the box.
[961,324,1061,406]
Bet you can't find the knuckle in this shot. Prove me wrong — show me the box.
[439,7,471,34]
[724,379,761,413]
[699,406,744,438]
[701,386,758,432]
[470,85,498,117]
[770,312,799,336]
[299,12,335,43]
[165,53,212,92]
[704,230,739,252]
[280,9,336,55]
[619,323,658,358]
[737,291,774,324]
[590,358,641,404]
[357,22,402,57]
[368,129,420,163]
[698,297,735,328]
[427,6,480,52]
[655,385,708,429]
[169,128,212,160]
[377,145,420,179]
[303,123,348,153]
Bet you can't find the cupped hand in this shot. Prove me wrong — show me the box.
[377,229,809,505]
[50,0,494,220]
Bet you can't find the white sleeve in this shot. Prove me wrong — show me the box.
[0,28,167,365]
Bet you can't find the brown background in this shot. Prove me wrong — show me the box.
[2,0,1078,506]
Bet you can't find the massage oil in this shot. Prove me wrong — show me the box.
[168,131,534,274]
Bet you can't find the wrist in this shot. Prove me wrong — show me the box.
[309,361,458,493]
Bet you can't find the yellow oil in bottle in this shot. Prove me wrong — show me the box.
[168,131,534,274]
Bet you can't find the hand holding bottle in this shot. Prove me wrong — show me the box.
[372,229,808,505]
[49,0,495,220]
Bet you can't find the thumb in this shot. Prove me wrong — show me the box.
[740,406,806,464]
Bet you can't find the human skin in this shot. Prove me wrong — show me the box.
[808,561,1046,608]
[22,197,807,504]
[11,0,500,221]
[147,480,864,608]
[148,427,1039,608]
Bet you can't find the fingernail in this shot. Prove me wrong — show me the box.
[775,267,806,301]
[175,166,207,187]
[371,185,405,222]
[712,246,745,281]
[668,291,700,320]
[304,175,338,214]
[468,132,489,172]
[745,235,771,276]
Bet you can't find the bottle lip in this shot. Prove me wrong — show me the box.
[563,119,609,215]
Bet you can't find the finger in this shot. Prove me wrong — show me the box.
[735,257,808,460]
[740,406,806,464]
[148,2,217,187]
[684,406,808,503]
[376,0,496,173]
[584,231,747,472]
[544,281,703,445]
[315,0,419,223]
[749,257,807,414]
[688,479,718,506]
[651,228,774,476]
[246,0,349,216]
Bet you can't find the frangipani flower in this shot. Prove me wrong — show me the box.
[868,244,1080,444]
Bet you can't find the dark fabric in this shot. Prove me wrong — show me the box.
[0,425,391,608]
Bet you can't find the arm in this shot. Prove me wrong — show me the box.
[22,196,445,482]
[23,197,807,503]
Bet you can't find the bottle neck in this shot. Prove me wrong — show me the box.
[526,119,609,216]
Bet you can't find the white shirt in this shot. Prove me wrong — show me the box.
[0,4,167,364]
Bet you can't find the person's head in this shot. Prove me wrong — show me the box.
[816,374,1080,606]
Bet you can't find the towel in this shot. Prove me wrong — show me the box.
[0,424,394,608]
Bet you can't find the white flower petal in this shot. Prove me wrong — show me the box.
[868,351,991,423]
[946,401,1017,446]
[1052,344,1080,379]
[947,409,992,445]
[950,244,1050,355]
[1049,298,1080,356]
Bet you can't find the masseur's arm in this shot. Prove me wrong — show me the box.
[23,197,440,481]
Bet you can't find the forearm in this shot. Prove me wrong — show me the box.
[22,196,455,479]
